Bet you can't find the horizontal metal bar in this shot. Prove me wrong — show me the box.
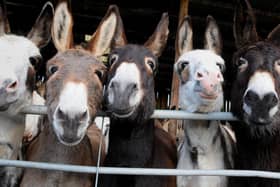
[20,105,238,121]
[21,105,47,115]
[151,110,238,121]
[0,159,279,179]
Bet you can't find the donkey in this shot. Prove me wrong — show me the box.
[99,10,177,187]
[174,16,235,187]
[20,2,118,187]
[230,1,280,186]
[0,1,53,186]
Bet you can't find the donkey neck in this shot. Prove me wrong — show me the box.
[233,121,280,170]
[0,112,25,160]
[183,119,221,154]
[106,118,155,167]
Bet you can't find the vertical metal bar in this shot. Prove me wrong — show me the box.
[94,117,105,187]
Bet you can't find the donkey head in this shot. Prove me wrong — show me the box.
[0,1,53,113]
[231,0,280,133]
[47,1,117,146]
[105,11,169,122]
[174,16,225,112]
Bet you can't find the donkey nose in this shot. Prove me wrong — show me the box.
[4,79,18,93]
[195,71,206,81]
[195,70,223,94]
[244,90,278,107]
[195,70,223,82]
[110,80,138,93]
[244,90,259,106]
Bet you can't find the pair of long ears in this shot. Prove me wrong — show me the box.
[113,10,169,58]
[234,0,280,47]
[0,0,53,48]
[52,0,118,58]
[176,15,222,56]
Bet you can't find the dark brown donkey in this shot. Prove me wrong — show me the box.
[99,10,177,187]
[20,2,118,187]
[230,1,280,187]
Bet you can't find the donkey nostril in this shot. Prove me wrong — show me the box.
[80,111,88,121]
[110,81,118,89]
[57,107,66,119]
[110,82,114,88]
[263,93,278,107]
[244,90,259,105]
[132,83,137,90]
[197,72,203,78]
[6,81,18,92]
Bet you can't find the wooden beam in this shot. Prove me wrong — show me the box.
[168,0,189,138]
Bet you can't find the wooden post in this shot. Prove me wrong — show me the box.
[168,0,189,138]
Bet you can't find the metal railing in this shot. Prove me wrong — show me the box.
[20,105,238,121]
[1,159,280,179]
[1,105,279,185]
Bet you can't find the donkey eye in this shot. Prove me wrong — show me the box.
[95,70,104,81]
[216,63,225,72]
[29,56,42,67]
[274,59,280,74]
[236,57,248,71]
[109,54,118,66]
[178,61,189,71]
[275,59,280,66]
[145,57,156,72]
[48,65,58,75]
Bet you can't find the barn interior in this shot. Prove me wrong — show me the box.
[5,0,280,109]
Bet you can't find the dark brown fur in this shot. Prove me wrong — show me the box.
[99,10,176,187]
[230,1,280,186]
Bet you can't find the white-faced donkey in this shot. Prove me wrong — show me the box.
[0,1,53,186]
[174,16,235,187]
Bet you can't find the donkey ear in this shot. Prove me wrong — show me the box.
[267,24,280,47]
[204,15,222,54]
[111,5,127,48]
[242,0,258,43]
[176,16,193,56]
[52,0,73,51]
[144,13,169,57]
[27,2,54,48]
[233,0,258,48]
[87,5,118,57]
[0,0,10,36]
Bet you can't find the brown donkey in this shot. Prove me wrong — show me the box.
[20,2,118,187]
[99,10,177,187]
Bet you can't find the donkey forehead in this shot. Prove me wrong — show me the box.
[0,35,40,59]
[178,49,224,73]
[240,44,280,65]
[49,50,103,74]
[178,50,224,65]
[111,62,141,82]
[113,44,156,63]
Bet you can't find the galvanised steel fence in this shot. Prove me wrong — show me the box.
[0,105,279,187]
